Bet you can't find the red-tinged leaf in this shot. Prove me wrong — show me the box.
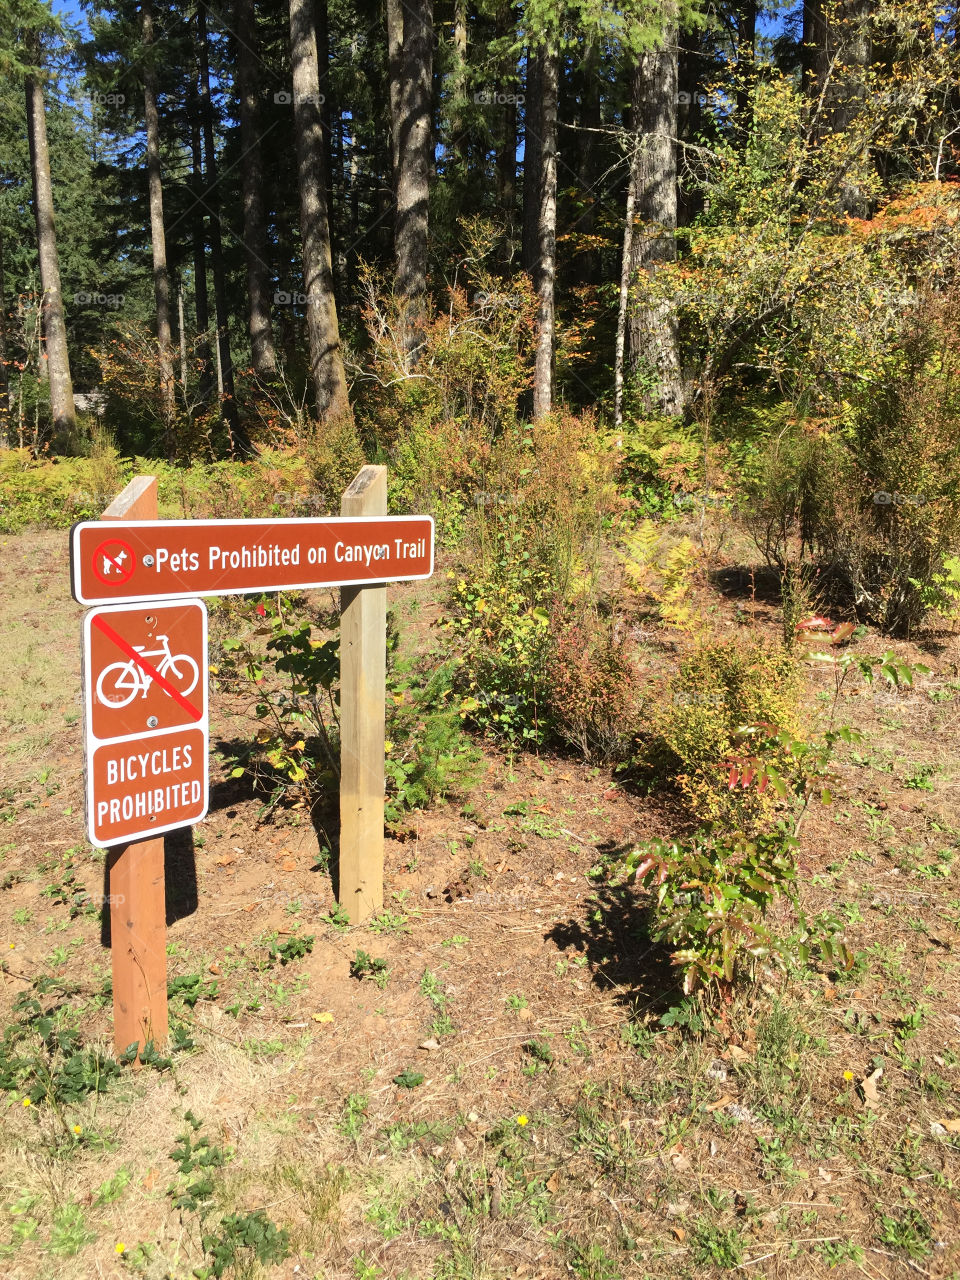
[632,856,656,881]
[831,622,855,643]
[741,766,755,789]
[757,774,769,793]
[728,765,739,790]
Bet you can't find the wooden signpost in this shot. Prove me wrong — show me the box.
[78,466,432,1052]
[99,477,170,1055]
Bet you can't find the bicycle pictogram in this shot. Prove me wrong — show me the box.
[95,634,200,709]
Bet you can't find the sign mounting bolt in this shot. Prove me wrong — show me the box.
[143,554,155,567]
[147,716,159,728]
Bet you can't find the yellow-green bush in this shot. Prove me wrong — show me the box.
[650,637,802,827]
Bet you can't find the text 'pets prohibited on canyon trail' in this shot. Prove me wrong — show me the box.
[70,515,435,605]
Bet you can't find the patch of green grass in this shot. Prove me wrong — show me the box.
[691,1218,745,1269]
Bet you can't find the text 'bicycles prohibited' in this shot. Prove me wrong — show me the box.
[82,599,209,847]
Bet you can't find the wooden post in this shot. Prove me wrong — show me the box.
[102,476,169,1054]
[339,465,387,922]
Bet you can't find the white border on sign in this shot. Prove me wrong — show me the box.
[81,598,210,848]
[70,515,436,605]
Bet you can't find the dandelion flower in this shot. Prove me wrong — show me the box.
[115,1243,126,1255]
[515,1114,529,1126]
[22,1097,31,1107]
[72,1124,82,1135]
[843,1070,854,1081]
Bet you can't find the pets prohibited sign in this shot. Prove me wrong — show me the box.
[82,600,209,847]
[70,516,435,605]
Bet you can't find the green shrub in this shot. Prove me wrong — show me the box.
[744,297,960,634]
[650,638,802,826]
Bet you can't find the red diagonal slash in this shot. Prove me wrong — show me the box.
[92,615,202,722]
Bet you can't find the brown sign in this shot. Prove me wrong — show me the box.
[83,600,209,847]
[71,516,435,605]
[87,726,207,847]
[84,601,207,741]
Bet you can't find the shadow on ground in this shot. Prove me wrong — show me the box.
[546,883,683,1020]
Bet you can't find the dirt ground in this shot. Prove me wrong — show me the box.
[0,530,959,1280]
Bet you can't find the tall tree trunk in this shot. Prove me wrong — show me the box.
[25,60,76,441]
[626,27,684,418]
[235,0,277,380]
[494,1,516,254]
[140,0,176,443]
[314,0,336,269]
[521,48,542,273]
[736,0,758,124]
[290,0,349,418]
[0,221,11,441]
[575,39,601,283]
[614,141,641,430]
[532,45,557,420]
[189,83,214,401]
[390,0,433,365]
[451,0,468,172]
[386,0,403,184]
[198,2,246,452]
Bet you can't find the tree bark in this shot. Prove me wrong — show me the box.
[626,26,684,418]
[198,2,246,453]
[189,78,213,402]
[532,45,557,420]
[575,39,601,283]
[290,0,349,419]
[386,0,403,183]
[235,0,277,380]
[0,221,11,441]
[521,48,543,273]
[614,142,641,430]
[25,60,76,441]
[391,0,433,365]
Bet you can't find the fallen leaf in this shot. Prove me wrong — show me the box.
[282,858,296,872]
[935,1118,960,1133]
[208,962,221,975]
[215,854,235,867]
[666,1142,690,1172]
[545,1170,559,1194]
[672,1226,686,1242]
[818,1167,834,1183]
[861,1067,883,1108]
[142,1168,158,1191]
[705,1093,736,1112]
[312,1011,334,1024]
[725,1044,751,1063]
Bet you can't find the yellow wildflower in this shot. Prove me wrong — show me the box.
[516,1114,529,1126]
[843,1071,854,1081]
[72,1124,82,1135]
[115,1243,126,1255]
[22,1097,31,1107]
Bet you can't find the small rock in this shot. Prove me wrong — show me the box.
[706,1059,727,1082]
[419,1038,440,1051]
[425,885,438,898]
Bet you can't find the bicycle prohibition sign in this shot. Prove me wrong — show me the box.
[96,634,200,708]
